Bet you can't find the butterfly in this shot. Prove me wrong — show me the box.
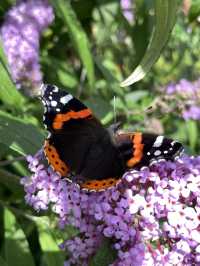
[40,84,184,192]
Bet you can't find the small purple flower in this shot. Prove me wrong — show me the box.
[163,78,200,121]
[1,0,54,94]
[165,79,199,98]
[182,105,200,120]
[22,150,200,265]
[120,0,134,23]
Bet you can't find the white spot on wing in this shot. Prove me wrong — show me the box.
[51,100,57,107]
[53,86,59,92]
[60,94,73,105]
[171,141,176,146]
[40,83,46,97]
[154,150,161,156]
[153,136,164,148]
[46,100,50,106]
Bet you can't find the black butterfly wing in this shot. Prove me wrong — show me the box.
[114,132,184,169]
[42,84,124,191]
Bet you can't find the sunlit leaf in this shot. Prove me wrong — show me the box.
[4,208,35,266]
[188,0,200,22]
[121,0,178,86]
[37,220,65,266]
[186,120,198,150]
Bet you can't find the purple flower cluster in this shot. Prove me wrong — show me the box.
[21,150,200,266]
[164,78,200,120]
[1,0,54,94]
[120,0,134,23]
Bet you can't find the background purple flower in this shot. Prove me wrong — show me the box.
[1,0,54,94]
[182,105,200,120]
[21,151,200,265]
[163,78,200,121]
[120,0,134,23]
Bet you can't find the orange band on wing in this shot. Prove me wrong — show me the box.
[44,140,69,176]
[53,109,92,129]
[81,178,121,191]
[127,132,144,167]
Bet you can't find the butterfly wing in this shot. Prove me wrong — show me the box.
[115,132,184,169]
[41,84,124,191]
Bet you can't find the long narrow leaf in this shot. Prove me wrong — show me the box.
[51,0,95,89]
[0,111,44,155]
[120,0,178,86]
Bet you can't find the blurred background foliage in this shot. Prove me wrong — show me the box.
[0,0,200,265]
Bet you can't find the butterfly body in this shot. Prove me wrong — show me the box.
[41,84,184,191]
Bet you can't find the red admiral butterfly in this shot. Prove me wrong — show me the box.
[40,84,184,192]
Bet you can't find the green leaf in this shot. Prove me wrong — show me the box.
[188,0,200,22]
[37,220,65,266]
[42,56,78,90]
[121,0,178,86]
[186,120,198,151]
[85,97,112,120]
[0,41,25,107]
[90,239,117,266]
[51,0,95,89]
[0,256,8,266]
[4,208,35,266]
[0,143,9,159]
[125,90,149,108]
[0,169,23,198]
[0,111,44,155]
[94,56,124,96]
